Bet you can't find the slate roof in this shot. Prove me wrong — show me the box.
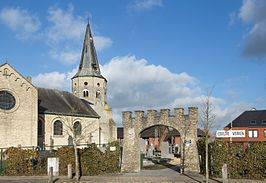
[117,126,204,139]
[38,88,99,118]
[225,110,266,128]
[72,21,106,80]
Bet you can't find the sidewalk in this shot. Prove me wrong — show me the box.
[0,171,265,183]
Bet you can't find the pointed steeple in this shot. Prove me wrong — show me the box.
[72,21,105,80]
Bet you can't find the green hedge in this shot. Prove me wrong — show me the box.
[3,141,120,176]
[197,139,266,180]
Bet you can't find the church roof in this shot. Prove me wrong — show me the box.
[72,21,106,80]
[38,88,99,118]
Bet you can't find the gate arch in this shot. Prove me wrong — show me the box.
[121,107,200,173]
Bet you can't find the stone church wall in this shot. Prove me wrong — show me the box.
[0,64,38,148]
[42,114,100,148]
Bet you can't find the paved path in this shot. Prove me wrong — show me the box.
[0,166,265,183]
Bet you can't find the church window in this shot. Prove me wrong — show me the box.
[0,90,16,110]
[96,90,101,99]
[54,120,63,136]
[97,83,100,87]
[74,121,82,136]
[38,120,44,136]
[84,82,88,86]
[83,90,89,97]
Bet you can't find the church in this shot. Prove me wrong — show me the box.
[0,22,117,149]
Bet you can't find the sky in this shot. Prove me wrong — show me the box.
[0,0,266,130]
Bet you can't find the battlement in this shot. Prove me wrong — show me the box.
[122,107,198,119]
[122,107,198,129]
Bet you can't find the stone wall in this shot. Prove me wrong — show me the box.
[121,108,200,173]
[41,114,100,148]
[0,64,38,148]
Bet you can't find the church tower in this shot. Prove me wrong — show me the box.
[72,21,107,107]
[72,21,116,144]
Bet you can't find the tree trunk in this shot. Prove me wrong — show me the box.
[73,139,80,181]
[205,136,209,183]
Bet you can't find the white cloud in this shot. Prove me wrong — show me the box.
[32,67,77,91]
[49,50,80,65]
[94,36,113,51]
[46,5,85,44]
[44,5,112,65]
[238,0,266,58]
[0,7,40,39]
[101,55,244,129]
[0,5,113,65]
[102,55,198,109]
[131,0,163,11]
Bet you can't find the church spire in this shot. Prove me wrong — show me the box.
[72,21,105,80]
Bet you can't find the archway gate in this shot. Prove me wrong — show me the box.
[121,107,200,173]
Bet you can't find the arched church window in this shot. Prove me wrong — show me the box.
[0,90,16,110]
[74,121,82,136]
[38,120,44,136]
[96,90,101,99]
[83,90,89,97]
[54,120,63,136]
[97,83,100,87]
[84,82,88,86]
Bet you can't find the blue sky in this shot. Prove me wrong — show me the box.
[0,0,266,129]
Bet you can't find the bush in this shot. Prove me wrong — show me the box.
[4,147,46,175]
[4,141,121,176]
[198,139,266,180]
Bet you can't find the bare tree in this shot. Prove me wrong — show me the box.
[201,89,216,183]
[60,109,98,181]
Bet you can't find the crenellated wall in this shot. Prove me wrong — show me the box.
[121,107,200,173]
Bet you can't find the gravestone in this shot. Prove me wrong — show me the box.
[160,141,174,159]
[146,144,155,159]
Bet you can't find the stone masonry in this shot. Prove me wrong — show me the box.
[121,107,200,173]
[0,64,38,148]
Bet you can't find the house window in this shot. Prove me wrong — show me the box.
[264,130,266,138]
[248,130,258,138]
[54,120,63,136]
[73,121,81,136]
[250,120,256,125]
[262,120,266,124]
